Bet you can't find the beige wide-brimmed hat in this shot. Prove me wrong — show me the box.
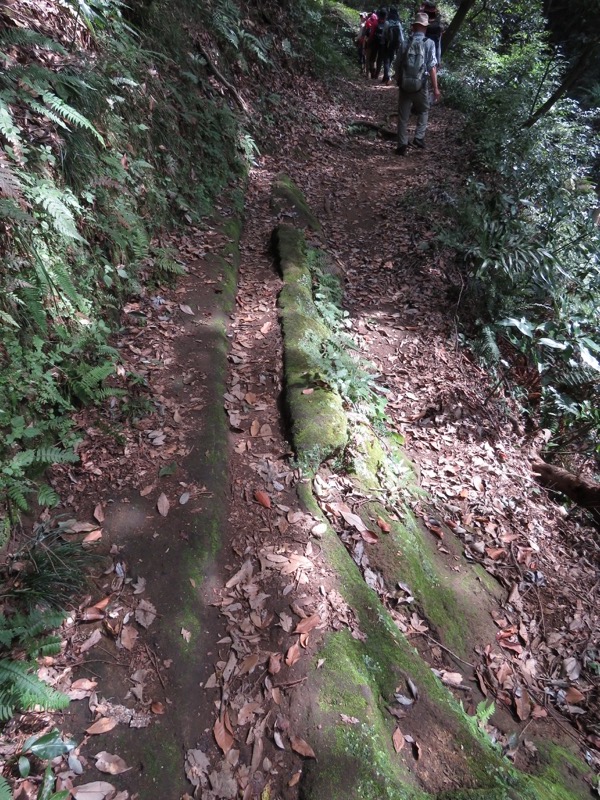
[413,11,429,27]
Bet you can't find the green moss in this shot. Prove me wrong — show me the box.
[275,224,348,470]
[272,174,322,232]
[301,631,427,800]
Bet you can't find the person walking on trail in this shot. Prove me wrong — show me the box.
[366,8,387,80]
[356,12,369,73]
[419,0,443,65]
[383,6,403,84]
[363,10,379,76]
[395,11,441,156]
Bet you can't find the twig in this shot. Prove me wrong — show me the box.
[145,643,167,691]
[273,677,308,689]
[196,42,250,113]
[417,631,476,669]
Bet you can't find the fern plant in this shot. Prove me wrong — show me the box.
[0,608,68,721]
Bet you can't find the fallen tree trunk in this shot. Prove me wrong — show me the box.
[531,460,600,523]
[348,119,396,139]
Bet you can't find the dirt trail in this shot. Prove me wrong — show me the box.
[38,74,597,799]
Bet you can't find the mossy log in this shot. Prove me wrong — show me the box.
[532,460,600,523]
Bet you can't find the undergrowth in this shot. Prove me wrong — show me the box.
[440,30,600,461]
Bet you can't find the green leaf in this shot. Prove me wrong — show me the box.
[27,729,76,759]
[500,317,534,338]
[18,755,30,777]
[580,346,600,372]
[49,793,70,800]
[0,775,11,800]
[38,766,56,800]
[538,337,568,350]
[159,462,177,477]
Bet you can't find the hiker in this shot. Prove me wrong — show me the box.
[383,6,403,84]
[419,0,443,64]
[366,8,387,80]
[394,11,440,156]
[356,12,369,73]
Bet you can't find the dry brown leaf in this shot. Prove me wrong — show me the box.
[289,735,315,759]
[240,653,259,674]
[157,493,170,517]
[255,490,271,508]
[565,687,585,704]
[181,628,191,643]
[294,614,321,635]
[86,717,118,735]
[377,516,391,533]
[514,688,531,721]
[120,625,138,651]
[288,772,302,787]
[285,642,301,667]
[151,701,166,714]
[140,484,155,497]
[360,529,379,544]
[94,751,130,775]
[214,716,234,754]
[268,653,283,675]
[83,529,103,543]
[72,782,117,799]
[82,606,104,621]
[93,504,105,523]
[250,419,260,436]
[80,629,103,653]
[392,727,405,753]
[135,599,157,629]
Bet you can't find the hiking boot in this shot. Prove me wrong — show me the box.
[413,137,426,149]
[395,145,407,156]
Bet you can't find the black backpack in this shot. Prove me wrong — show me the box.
[373,21,386,47]
[388,20,401,50]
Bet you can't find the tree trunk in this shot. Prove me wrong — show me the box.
[531,460,600,523]
[522,49,591,128]
[442,0,478,54]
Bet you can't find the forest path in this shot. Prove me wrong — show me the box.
[47,73,596,800]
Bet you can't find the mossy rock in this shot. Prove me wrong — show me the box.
[272,174,322,232]
[274,223,348,471]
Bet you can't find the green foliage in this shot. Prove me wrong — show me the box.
[440,16,600,457]
[0,609,68,721]
[304,249,388,422]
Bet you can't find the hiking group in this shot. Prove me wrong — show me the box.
[356,2,442,155]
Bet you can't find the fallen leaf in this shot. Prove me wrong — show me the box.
[392,728,405,753]
[268,653,283,675]
[285,642,301,666]
[120,625,138,651]
[83,529,103,543]
[93,504,105,524]
[289,735,315,758]
[377,516,391,532]
[438,670,463,687]
[135,599,157,628]
[80,629,103,653]
[250,419,261,436]
[255,490,271,508]
[563,657,581,681]
[214,716,234,754]
[179,492,190,505]
[151,701,166,714]
[82,606,104,621]
[157,493,170,517]
[361,529,379,544]
[94,751,130,775]
[239,653,259,674]
[565,687,585,704]
[181,628,191,643]
[140,484,155,497]
[86,717,118,735]
[288,772,302,787]
[179,304,195,315]
[72,782,116,799]
[514,688,531,721]
[301,388,314,395]
[294,614,321,635]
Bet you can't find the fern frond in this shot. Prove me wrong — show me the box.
[34,446,79,466]
[0,659,69,714]
[0,150,24,200]
[28,182,86,242]
[0,28,68,55]
[37,484,61,508]
[41,92,104,144]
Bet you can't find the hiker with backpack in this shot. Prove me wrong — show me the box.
[394,11,440,156]
[366,8,387,80]
[383,6,403,84]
